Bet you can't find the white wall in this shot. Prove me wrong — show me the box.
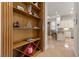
[0,2,1,56]
[74,2,79,56]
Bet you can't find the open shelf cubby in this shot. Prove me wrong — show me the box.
[13,7,40,19]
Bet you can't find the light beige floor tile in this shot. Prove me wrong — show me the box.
[37,36,76,57]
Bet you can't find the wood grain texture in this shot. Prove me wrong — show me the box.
[0,2,1,56]
[1,2,13,57]
[38,3,45,51]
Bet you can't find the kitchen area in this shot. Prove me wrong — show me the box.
[47,12,74,49]
[48,14,74,41]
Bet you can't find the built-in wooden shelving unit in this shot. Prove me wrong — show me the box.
[2,2,44,57]
[12,2,44,57]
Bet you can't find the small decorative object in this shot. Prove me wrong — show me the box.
[13,21,20,27]
[27,5,32,14]
[33,27,40,29]
[33,2,38,7]
[33,12,37,16]
[22,44,34,56]
[33,12,39,17]
[17,5,24,11]
[27,38,32,42]
[26,22,32,29]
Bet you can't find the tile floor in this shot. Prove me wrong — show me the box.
[37,36,76,57]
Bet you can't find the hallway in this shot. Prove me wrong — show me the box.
[37,36,76,57]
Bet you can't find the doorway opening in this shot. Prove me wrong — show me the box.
[47,2,75,57]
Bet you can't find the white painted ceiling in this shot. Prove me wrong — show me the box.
[47,2,74,17]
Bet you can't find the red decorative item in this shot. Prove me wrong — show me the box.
[23,44,34,56]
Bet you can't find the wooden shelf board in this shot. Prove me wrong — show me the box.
[32,28,40,30]
[13,27,28,30]
[23,2,40,11]
[13,27,40,30]
[13,38,40,49]
[13,7,40,19]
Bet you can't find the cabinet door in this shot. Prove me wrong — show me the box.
[1,2,13,57]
